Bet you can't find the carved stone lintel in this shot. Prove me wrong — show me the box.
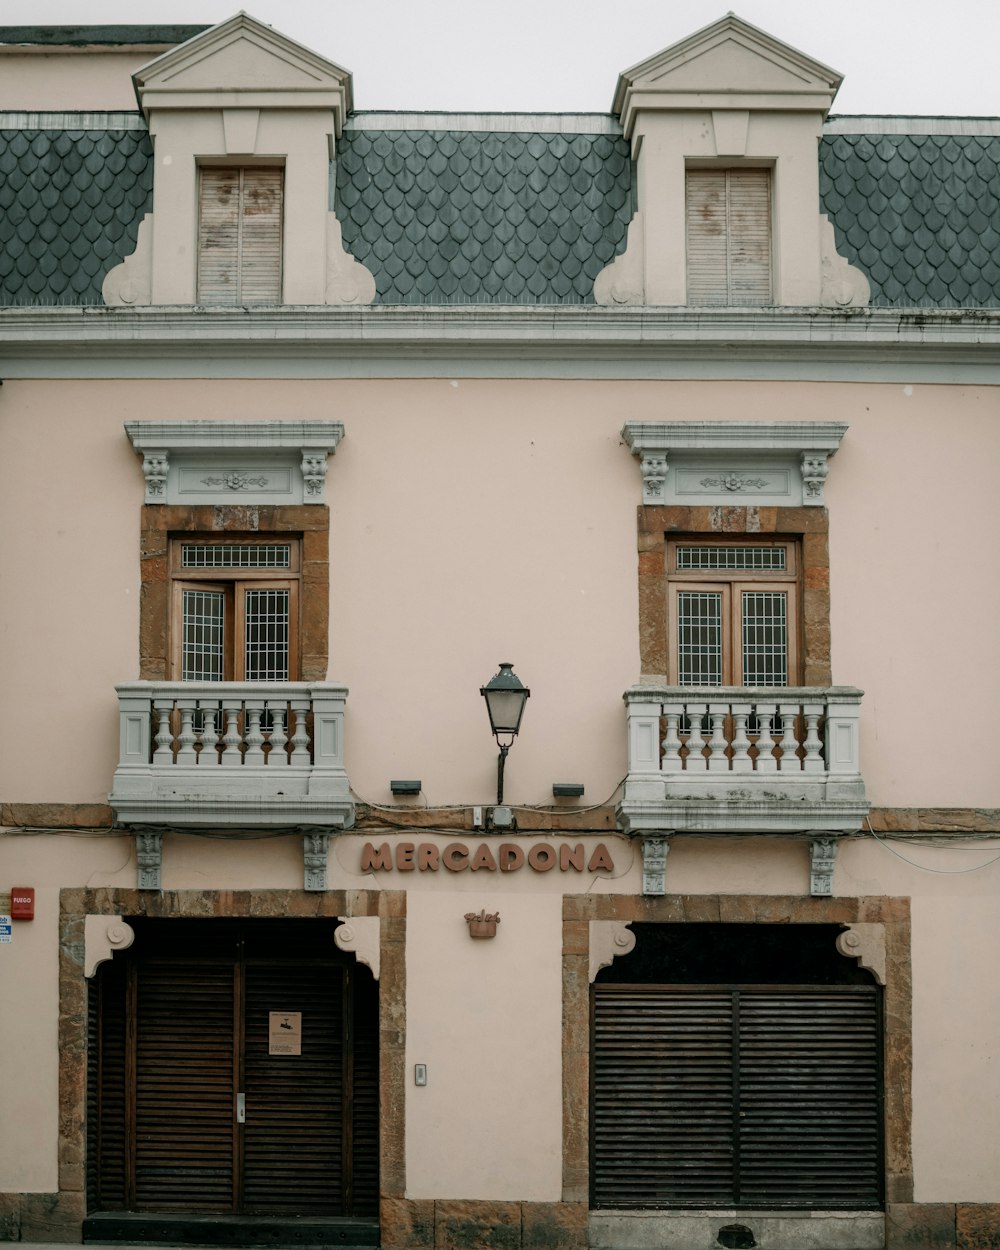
[801,450,831,505]
[836,923,886,985]
[589,921,637,982]
[84,915,136,978]
[809,836,839,896]
[639,451,669,504]
[301,452,329,501]
[136,830,163,890]
[699,472,768,492]
[303,832,330,891]
[200,471,270,492]
[334,916,380,980]
[642,836,670,896]
[140,450,169,503]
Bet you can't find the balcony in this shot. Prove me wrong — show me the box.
[110,682,354,829]
[618,685,868,835]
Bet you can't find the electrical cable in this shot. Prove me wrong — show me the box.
[867,821,1000,874]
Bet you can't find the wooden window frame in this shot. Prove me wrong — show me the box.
[665,538,800,685]
[169,537,301,681]
[139,505,330,683]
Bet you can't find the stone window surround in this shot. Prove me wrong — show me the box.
[139,503,330,682]
[561,894,914,1224]
[637,503,832,687]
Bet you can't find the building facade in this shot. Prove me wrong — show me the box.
[0,13,998,1250]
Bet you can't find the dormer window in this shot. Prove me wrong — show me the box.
[197,167,284,305]
[686,168,772,306]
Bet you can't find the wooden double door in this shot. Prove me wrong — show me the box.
[88,919,379,1217]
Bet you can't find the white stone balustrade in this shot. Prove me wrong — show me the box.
[110,682,354,830]
[618,685,868,835]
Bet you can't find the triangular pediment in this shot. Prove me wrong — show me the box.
[614,13,842,131]
[134,12,352,129]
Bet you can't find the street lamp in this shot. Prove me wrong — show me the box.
[480,662,530,806]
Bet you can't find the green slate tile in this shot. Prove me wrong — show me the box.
[335,128,633,305]
[820,132,1000,307]
[0,126,152,305]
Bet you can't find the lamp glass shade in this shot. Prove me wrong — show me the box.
[481,662,530,737]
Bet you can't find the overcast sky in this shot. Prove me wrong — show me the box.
[3,0,999,118]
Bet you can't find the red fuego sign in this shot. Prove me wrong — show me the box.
[11,887,35,920]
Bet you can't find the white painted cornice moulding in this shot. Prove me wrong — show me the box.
[125,419,345,504]
[621,420,848,507]
[1,306,998,379]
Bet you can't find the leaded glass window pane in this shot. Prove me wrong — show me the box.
[244,589,290,682]
[181,590,225,681]
[677,592,723,686]
[182,544,290,569]
[677,546,786,572]
[742,591,788,686]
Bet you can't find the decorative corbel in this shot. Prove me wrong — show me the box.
[334,916,380,980]
[303,832,330,891]
[809,836,839,896]
[301,452,329,501]
[800,450,831,505]
[136,830,163,890]
[642,836,670,895]
[140,450,169,503]
[84,916,136,978]
[639,451,669,504]
[589,921,637,982]
[835,924,886,985]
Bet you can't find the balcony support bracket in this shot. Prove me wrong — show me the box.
[303,831,331,891]
[136,830,163,891]
[642,836,671,896]
[809,835,839,896]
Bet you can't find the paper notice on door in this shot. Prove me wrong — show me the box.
[268,1011,302,1055]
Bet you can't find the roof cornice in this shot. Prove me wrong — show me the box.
[0,305,997,381]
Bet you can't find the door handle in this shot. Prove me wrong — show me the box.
[236,1092,246,1124]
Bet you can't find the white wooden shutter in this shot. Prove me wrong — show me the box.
[686,168,772,306]
[198,168,283,305]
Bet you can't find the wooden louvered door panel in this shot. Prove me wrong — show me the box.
[591,985,882,1209]
[738,989,882,1207]
[686,168,772,306]
[133,957,238,1211]
[89,921,379,1219]
[241,958,346,1214]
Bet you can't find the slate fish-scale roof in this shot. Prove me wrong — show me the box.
[334,129,634,303]
[2,114,1000,309]
[0,125,152,304]
[820,133,1000,306]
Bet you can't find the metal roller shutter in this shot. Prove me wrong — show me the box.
[591,984,881,1209]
